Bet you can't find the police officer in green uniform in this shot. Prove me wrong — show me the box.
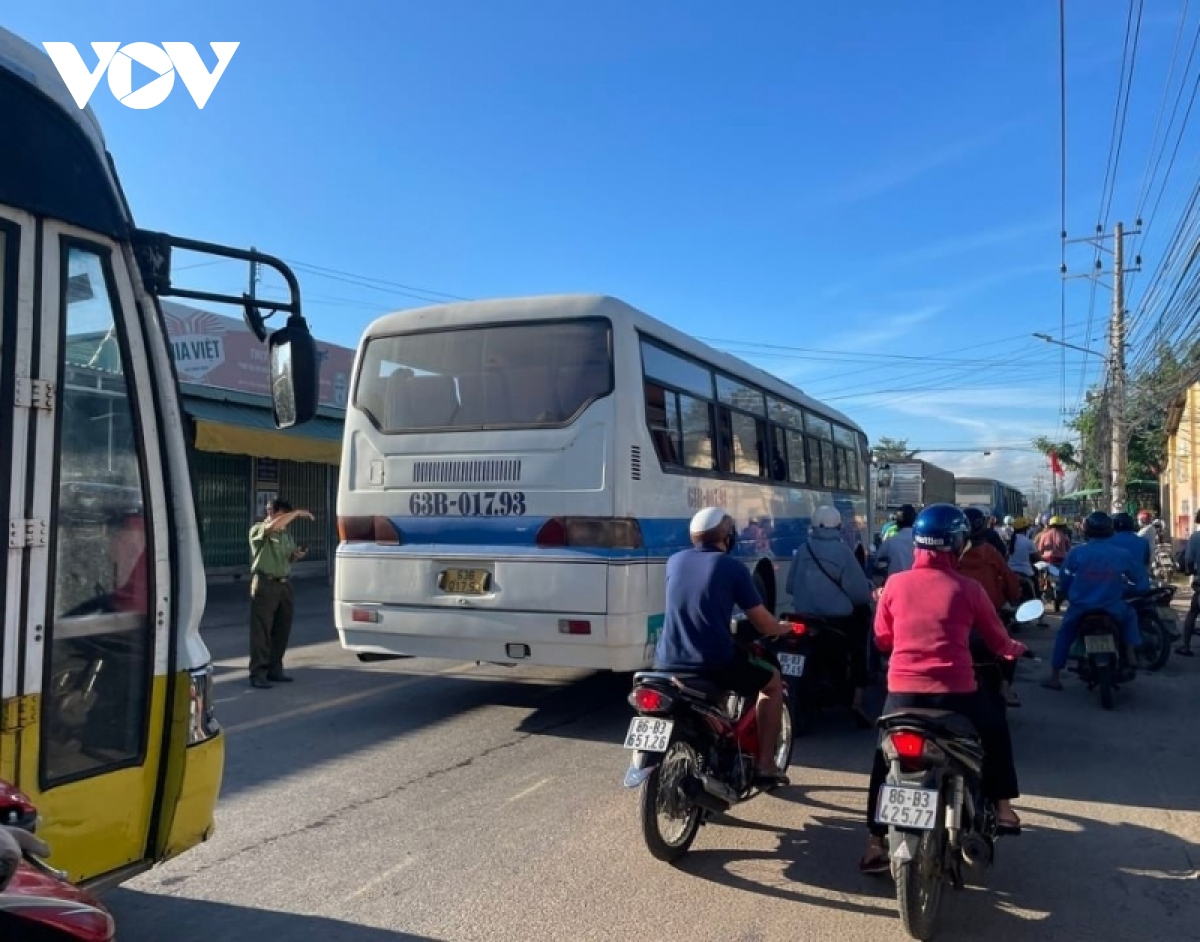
[248,498,313,688]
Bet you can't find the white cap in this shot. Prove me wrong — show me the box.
[689,507,728,534]
[815,506,841,529]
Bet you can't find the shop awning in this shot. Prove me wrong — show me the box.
[181,387,345,465]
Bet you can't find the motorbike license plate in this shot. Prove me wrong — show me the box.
[875,784,938,830]
[778,652,806,677]
[1083,634,1118,655]
[438,568,491,595]
[623,717,674,752]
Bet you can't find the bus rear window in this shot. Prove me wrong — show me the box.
[354,318,613,432]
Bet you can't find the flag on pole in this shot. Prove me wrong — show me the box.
[1049,450,1065,477]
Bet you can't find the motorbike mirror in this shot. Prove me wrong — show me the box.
[1015,600,1045,624]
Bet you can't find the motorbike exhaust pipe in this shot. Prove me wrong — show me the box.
[960,833,993,869]
[680,774,732,814]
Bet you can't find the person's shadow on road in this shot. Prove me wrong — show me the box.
[676,784,1200,940]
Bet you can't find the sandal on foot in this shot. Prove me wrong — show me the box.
[1005,692,1022,707]
[996,814,1022,836]
[1040,679,1064,691]
[859,844,890,874]
[1177,647,1195,657]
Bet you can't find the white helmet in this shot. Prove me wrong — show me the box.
[814,506,841,529]
[689,507,729,535]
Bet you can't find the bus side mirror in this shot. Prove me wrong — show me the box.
[269,316,320,428]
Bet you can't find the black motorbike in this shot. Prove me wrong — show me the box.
[773,613,863,735]
[1130,584,1179,672]
[877,600,1042,940]
[1068,609,1130,709]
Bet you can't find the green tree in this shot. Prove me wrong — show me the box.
[872,436,917,462]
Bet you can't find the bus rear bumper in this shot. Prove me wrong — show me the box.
[336,605,652,672]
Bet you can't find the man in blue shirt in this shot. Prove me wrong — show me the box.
[1043,511,1148,690]
[873,504,917,583]
[654,507,791,786]
[1110,512,1151,582]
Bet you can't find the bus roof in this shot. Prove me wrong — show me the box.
[363,294,866,436]
[0,30,109,165]
[955,476,1021,489]
[0,29,127,237]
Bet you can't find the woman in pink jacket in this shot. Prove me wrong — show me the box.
[859,504,1026,874]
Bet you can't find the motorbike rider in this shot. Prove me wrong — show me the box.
[873,504,917,583]
[1042,511,1148,691]
[1176,509,1200,657]
[653,507,792,788]
[1035,515,1072,612]
[859,504,1026,873]
[1111,512,1151,582]
[959,508,1023,707]
[786,505,875,725]
[998,514,1015,544]
[1006,517,1047,626]
[1136,510,1160,556]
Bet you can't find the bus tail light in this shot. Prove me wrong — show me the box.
[559,619,592,635]
[535,517,643,549]
[338,516,403,545]
[352,607,382,624]
[187,666,220,745]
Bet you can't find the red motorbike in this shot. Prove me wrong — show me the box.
[0,780,115,942]
[621,623,797,861]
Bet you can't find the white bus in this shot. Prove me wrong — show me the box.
[335,295,870,671]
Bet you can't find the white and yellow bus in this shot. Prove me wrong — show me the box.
[0,30,319,886]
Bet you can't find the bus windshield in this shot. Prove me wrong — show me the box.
[355,317,612,433]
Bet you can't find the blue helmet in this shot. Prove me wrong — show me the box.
[913,504,970,554]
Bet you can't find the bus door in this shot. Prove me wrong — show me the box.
[1,205,35,787]
[7,220,175,884]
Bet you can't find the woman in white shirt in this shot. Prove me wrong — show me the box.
[1006,517,1047,626]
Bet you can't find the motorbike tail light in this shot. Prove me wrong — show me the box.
[890,731,926,759]
[338,515,402,545]
[786,620,808,636]
[4,900,116,940]
[629,687,671,713]
[187,665,220,745]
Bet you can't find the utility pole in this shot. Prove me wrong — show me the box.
[1062,220,1141,516]
[1110,222,1126,514]
[249,245,260,301]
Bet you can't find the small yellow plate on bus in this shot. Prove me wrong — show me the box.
[438,568,491,595]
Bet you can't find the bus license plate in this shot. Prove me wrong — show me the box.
[875,784,938,829]
[778,653,806,677]
[1084,634,1117,655]
[624,717,673,752]
[438,568,491,595]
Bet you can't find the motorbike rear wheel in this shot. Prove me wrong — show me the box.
[639,738,703,862]
[895,824,947,941]
[1139,614,1171,672]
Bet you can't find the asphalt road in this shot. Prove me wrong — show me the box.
[106,587,1200,941]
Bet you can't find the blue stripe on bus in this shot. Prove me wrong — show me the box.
[382,510,864,562]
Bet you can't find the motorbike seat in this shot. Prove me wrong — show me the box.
[878,707,979,741]
[632,671,729,703]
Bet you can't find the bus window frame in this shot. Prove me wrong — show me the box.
[639,333,866,494]
[39,234,158,790]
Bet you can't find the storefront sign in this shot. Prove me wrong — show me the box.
[162,301,355,407]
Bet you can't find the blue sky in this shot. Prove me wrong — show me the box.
[10,1,1193,492]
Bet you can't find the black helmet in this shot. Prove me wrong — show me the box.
[1084,511,1114,540]
[1112,512,1135,533]
[893,504,917,528]
[961,507,988,539]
